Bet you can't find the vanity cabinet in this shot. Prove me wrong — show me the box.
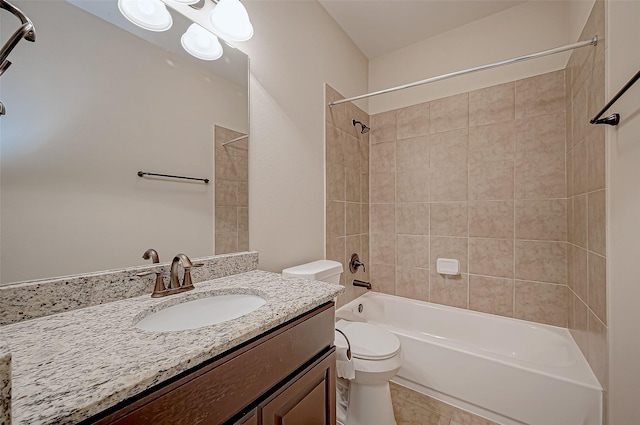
[88,302,336,425]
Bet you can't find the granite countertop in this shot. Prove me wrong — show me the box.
[1,270,343,424]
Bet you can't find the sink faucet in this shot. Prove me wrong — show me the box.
[169,254,203,291]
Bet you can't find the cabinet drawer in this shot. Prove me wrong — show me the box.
[94,303,335,425]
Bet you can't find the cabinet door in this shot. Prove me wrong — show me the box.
[233,409,258,425]
[260,350,336,425]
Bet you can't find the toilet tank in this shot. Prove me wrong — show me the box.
[282,260,343,284]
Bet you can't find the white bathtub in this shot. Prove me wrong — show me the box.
[336,292,602,425]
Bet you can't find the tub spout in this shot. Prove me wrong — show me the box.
[353,279,371,290]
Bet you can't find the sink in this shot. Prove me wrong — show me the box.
[135,294,266,332]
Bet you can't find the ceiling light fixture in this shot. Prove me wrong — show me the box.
[117,0,173,32]
[209,0,253,42]
[181,23,223,60]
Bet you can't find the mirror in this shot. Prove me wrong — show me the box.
[0,0,249,284]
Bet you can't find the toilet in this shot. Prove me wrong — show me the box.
[282,260,402,425]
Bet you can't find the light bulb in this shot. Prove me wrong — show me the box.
[209,0,253,42]
[118,0,172,32]
[181,23,223,61]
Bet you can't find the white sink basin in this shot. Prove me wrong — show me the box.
[135,294,266,332]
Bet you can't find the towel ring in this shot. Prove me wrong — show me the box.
[335,328,352,360]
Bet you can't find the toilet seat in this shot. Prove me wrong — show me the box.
[335,320,401,361]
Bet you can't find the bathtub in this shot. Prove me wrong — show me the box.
[336,292,602,425]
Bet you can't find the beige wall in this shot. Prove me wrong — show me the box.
[237,2,369,273]
[607,0,640,423]
[325,85,370,306]
[565,0,609,416]
[368,1,573,114]
[214,126,249,254]
[0,1,246,283]
[367,70,570,327]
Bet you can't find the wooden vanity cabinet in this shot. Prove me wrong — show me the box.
[89,302,336,425]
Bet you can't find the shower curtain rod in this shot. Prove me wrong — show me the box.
[328,36,598,107]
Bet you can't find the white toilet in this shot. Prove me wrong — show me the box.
[282,260,402,425]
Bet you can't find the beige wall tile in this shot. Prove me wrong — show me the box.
[361,203,369,236]
[238,207,248,232]
[371,110,397,144]
[371,234,396,265]
[574,194,588,249]
[515,70,565,120]
[572,84,588,146]
[238,181,248,207]
[238,230,249,251]
[571,245,588,302]
[430,271,468,309]
[396,267,430,302]
[515,113,566,160]
[346,202,361,236]
[344,134,361,171]
[586,125,606,192]
[468,200,514,239]
[587,51,606,119]
[469,238,514,279]
[430,92,469,134]
[430,202,468,237]
[361,172,369,203]
[215,206,238,233]
[515,199,566,241]
[215,179,238,206]
[588,189,606,256]
[397,235,429,268]
[588,252,607,324]
[396,202,430,235]
[361,234,371,281]
[571,294,589,357]
[430,128,469,168]
[326,237,346,286]
[215,232,237,254]
[326,163,345,201]
[397,101,430,139]
[515,155,566,200]
[430,237,468,273]
[468,122,515,164]
[326,124,345,166]
[431,167,468,201]
[468,161,514,201]
[567,197,574,244]
[588,311,608,392]
[326,201,345,238]
[469,82,515,127]
[469,275,514,317]
[345,168,361,202]
[359,135,370,174]
[572,140,588,195]
[515,240,567,284]
[514,281,567,326]
[397,169,430,202]
[370,203,395,234]
[397,135,429,171]
[370,263,396,295]
[370,172,395,203]
[371,140,396,173]
[566,146,574,197]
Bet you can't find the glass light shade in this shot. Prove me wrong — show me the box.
[181,23,223,61]
[171,0,200,3]
[209,0,253,42]
[118,0,172,32]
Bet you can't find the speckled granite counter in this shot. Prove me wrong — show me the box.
[1,270,343,424]
[0,334,10,425]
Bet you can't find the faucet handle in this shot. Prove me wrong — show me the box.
[349,253,366,274]
[137,269,167,297]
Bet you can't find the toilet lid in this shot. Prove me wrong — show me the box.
[335,320,401,361]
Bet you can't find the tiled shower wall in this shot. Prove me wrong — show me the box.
[325,85,370,306]
[215,125,249,254]
[368,70,569,327]
[566,0,608,411]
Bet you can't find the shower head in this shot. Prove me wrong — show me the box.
[352,119,370,134]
